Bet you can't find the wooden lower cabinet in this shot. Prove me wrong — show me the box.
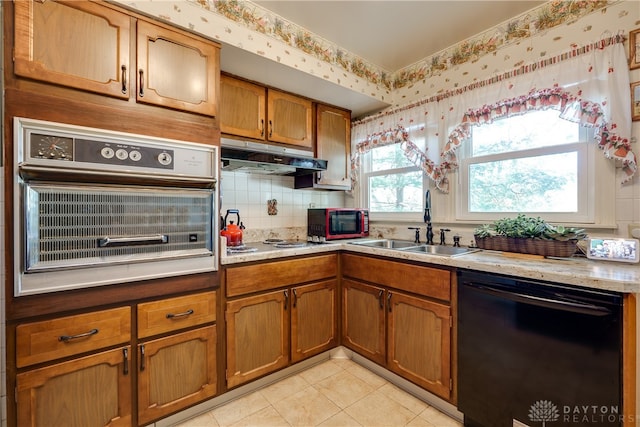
[341,253,454,402]
[226,290,289,388]
[291,280,338,363]
[225,255,338,389]
[138,325,217,425]
[387,291,451,399]
[16,346,132,427]
[341,279,386,365]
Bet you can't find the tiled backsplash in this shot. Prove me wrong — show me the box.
[220,171,346,240]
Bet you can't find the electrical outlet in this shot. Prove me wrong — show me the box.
[628,223,640,239]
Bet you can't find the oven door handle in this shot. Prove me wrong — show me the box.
[466,283,612,316]
[98,234,169,247]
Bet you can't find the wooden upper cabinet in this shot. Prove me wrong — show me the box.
[220,75,266,139]
[13,0,131,98]
[220,76,313,148]
[267,89,313,148]
[136,20,220,117]
[310,104,352,189]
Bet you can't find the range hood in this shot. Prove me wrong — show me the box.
[221,138,327,176]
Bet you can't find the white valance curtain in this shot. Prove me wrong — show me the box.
[351,36,634,193]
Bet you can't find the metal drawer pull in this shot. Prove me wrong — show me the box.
[139,69,145,97]
[123,348,129,376]
[166,309,194,319]
[121,65,127,94]
[98,234,168,248]
[59,328,99,342]
[140,344,146,372]
[292,289,298,308]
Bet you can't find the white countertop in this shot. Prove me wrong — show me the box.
[222,240,640,293]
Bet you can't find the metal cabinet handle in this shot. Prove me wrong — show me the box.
[387,292,392,312]
[166,309,194,319]
[139,69,145,97]
[268,120,273,138]
[140,344,146,372]
[378,290,384,309]
[121,65,127,94]
[284,290,289,310]
[59,328,98,342]
[260,119,265,136]
[98,234,168,248]
[123,348,129,376]
[292,289,298,308]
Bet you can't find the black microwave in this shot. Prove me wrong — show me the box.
[307,208,369,242]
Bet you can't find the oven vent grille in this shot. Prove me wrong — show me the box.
[25,184,214,271]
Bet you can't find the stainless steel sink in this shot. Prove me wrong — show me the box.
[399,245,479,257]
[349,239,420,249]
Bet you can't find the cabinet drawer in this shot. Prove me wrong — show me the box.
[17,306,131,368]
[226,254,337,297]
[341,254,451,301]
[137,291,216,339]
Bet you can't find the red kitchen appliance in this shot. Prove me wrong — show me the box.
[307,208,369,242]
[220,209,244,247]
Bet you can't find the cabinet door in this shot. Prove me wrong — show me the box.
[136,20,219,116]
[388,291,452,400]
[16,346,132,427]
[267,90,313,148]
[220,75,266,139]
[226,290,289,388]
[291,280,338,363]
[14,0,131,98]
[316,105,351,188]
[341,279,386,365]
[137,325,217,425]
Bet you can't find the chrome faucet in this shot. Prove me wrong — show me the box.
[424,190,434,245]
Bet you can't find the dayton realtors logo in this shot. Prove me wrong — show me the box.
[528,400,622,425]
[529,400,560,426]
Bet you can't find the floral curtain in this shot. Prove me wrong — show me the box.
[350,36,634,193]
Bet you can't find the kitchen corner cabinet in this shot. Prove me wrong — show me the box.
[15,307,133,427]
[296,104,351,190]
[13,0,220,116]
[341,253,454,401]
[220,75,313,148]
[225,255,338,388]
[136,292,217,426]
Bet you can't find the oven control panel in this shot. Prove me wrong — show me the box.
[17,117,216,180]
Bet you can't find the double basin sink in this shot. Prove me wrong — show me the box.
[349,239,479,257]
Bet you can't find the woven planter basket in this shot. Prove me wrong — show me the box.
[474,236,578,257]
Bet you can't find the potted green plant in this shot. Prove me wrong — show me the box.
[473,214,587,257]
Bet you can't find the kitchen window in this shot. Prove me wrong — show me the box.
[457,108,604,224]
[359,129,427,221]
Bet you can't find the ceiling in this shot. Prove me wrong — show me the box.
[219,1,545,118]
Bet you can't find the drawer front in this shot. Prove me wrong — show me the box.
[17,306,131,368]
[226,254,338,297]
[137,291,216,339]
[341,254,451,301]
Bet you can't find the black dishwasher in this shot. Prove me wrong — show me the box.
[458,270,622,427]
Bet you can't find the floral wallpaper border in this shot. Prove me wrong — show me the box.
[188,0,615,91]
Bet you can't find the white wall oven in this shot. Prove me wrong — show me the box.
[13,117,218,296]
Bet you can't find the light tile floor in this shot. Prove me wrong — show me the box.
[176,358,462,427]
